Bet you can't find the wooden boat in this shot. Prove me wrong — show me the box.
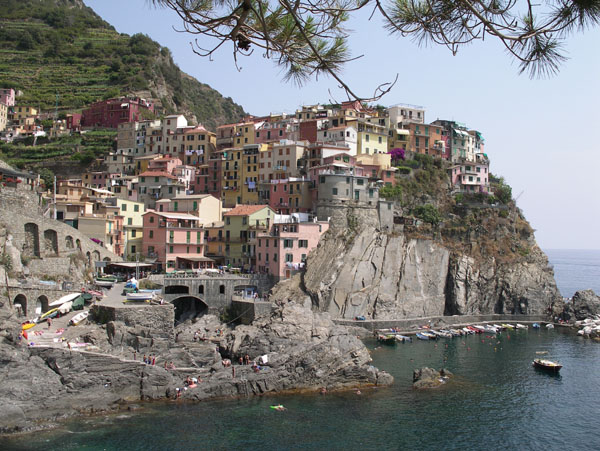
[502,324,515,329]
[449,329,462,337]
[126,291,155,301]
[532,358,562,372]
[376,334,397,345]
[49,292,81,308]
[69,311,89,326]
[472,325,486,333]
[421,331,437,339]
[545,323,555,329]
[462,327,474,335]
[416,332,430,340]
[396,335,412,342]
[516,323,528,329]
[435,330,453,338]
[532,323,541,329]
[22,322,36,330]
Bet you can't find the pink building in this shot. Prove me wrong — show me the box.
[260,178,314,214]
[81,97,154,129]
[0,88,15,107]
[256,214,329,280]
[142,210,213,272]
[448,154,490,194]
[147,156,182,175]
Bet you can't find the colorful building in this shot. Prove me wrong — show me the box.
[256,214,329,279]
[81,97,154,129]
[223,204,275,269]
[142,211,212,272]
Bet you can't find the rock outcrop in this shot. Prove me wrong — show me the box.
[303,208,560,320]
[413,367,452,389]
[553,289,600,322]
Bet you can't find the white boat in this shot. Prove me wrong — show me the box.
[546,323,555,329]
[472,325,486,332]
[49,292,81,307]
[58,301,73,314]
[95,279,114,287]
[69,311,89,326]
[126,291,155,301]
[516,323,528,329]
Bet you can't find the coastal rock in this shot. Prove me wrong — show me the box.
[303,210,560,319]
[413,367,452,389]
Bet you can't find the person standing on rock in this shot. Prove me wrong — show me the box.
[152,356,156,366]
[232,366,236,378]
[47,318,52,330]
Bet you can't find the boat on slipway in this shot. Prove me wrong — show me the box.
[49,292,81,308]
[69,311,89,326]
[126,291,155,302]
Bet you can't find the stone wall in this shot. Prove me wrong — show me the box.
[91,304,175,339]
[231,298,274,324]
[3,285,80,318]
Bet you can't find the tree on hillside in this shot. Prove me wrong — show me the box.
[152,0,600,100]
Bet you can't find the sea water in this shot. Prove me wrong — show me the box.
[2,250,600,450]
[545,249,600,298]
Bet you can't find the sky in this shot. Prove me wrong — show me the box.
[84,0,600,250]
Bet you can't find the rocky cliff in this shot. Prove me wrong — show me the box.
[303,203,560,320]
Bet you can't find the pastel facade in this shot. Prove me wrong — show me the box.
[256,215,329,279]
[0,102,7,132]
[316,126,357,155]
[136,171,183,208]
[0,88,15,107]
[156,194,222,225]
[142,211,211,272]
[260,178,313,214]
[223,205,275,268]
[449,154,490,193]
[81,97,154,129]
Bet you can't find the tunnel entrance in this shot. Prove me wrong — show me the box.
[172,296,208,324]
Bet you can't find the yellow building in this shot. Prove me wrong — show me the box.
[347,118,388,155]
[156,194,222,225]
[223,204,275,268]
[111,198,146,259]
[11,105,38,124]
[203,220,225,264]
[174,125,217,166]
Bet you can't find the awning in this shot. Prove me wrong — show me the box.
[177,256,215,262]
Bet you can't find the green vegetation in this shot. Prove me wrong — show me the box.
[0,0,245,130]
[378,184,402,200]
[490,175,513,204]
[0,129,116,170]
[412,204,442,226]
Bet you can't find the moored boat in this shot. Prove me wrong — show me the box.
[516,323,528,329]
[396,335,412,342]
[69,311,89,326]
[502,324,515,329]
[416,332,430,340]
[472,325,486,333]
[377,334,397,345]
[545,323,555,329]
[532,358,562,372]
[532,323,541,329]
[421,331,437,339]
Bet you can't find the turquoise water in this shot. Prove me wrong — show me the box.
[3,328,600,450]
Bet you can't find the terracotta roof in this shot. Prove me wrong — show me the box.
[224,204,270,217]
[138,171,177,179]
[183,125,209,134]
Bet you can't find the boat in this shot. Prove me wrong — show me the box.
[376,334,397,345]
[502,324,515,329]
[22,322,36,330]
[416,332,430,340]
[58,301,73,314]
[95,279,114,287]
[532,358,562,372]
[546,323,555,329]
[484,325,498,333]
[421,331,437,339]
[516,323,528,329]
[472,325,486,333]
[126,291,155,301]
[436,330,453,338]
[48,292,81,308]
[39,308,59,321]
[69,311,89,326]
[532,323,541,329]
[462,327,474,335]
[395,335,412,342]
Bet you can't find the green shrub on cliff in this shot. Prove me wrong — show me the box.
[413,204,442,226]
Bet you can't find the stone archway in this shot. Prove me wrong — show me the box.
[36,295,49,315]
[103,257,111,262]
[44,229,59,256]
[65,235,74,249]
[86,251,91,265]
[172,296,208,324]
[24,223,40,257]
[92,250,101,262]
[13,294,27,317]
[76,239,82,250]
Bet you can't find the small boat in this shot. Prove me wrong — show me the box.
[40,308,59,321]
[396,335,412,343]
[472,325,486,333]
[435,330,453,338]
[421,331,437,339]
[484,325,498,333]
[126,291,155,301]
[532,358,562,372]
[532,323,541,329]
[95,279,114,287]
[49,292,81,308]
[546,323,555,329]
[376,334,397,345]
[462,327,474,335]
[516,323,528,329]
[69,311,89,326]
[22,322,36,330]
[58,301,73,314]
[416,332,431,340]
[502,324,515,329]
[449,329,462,337]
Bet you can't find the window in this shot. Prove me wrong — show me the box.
[378,136,382,144]
[141,177,145,182]
[149,216,154,223]
[242,217,247,225]
[284,239,293,248]
[128,217,132,225]
[199,285,204,294]
[332,187,338,196]
[357,179,364,186]
[134,204,139,212]
[186,231,191,243]
[169,231,174,242]
[219,284,225,294]
[193,201,197,210]
[299,240,308,248]
[197,246,201,253]
[365,134,370,142]
[273,253,278,262]
[121,204,127,211]
[149,230,153,238]
[169,245,174,253]
[131,229,136,237]
[155,177,159,182]
[285,253,293,262]
[197,231,201,243]
[226,217,230,225]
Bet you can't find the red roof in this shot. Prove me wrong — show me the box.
[224,204,270,217]
[183,125,209,134]
[138,171,177,179]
